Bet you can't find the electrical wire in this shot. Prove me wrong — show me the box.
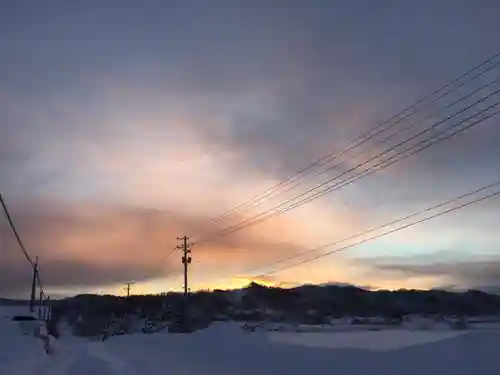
[202,180,500,286]
[265,187,500,276]
[205,51,500,227]
[229,74,500,215]
[0,193,44,295]
[161,246,179,263]
[195,90,500,244]
[0,194,35,266]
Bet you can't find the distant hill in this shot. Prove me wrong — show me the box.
[53,282,500,322]
[0,298,30,306]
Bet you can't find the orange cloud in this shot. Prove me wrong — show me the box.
[1,192,371,294]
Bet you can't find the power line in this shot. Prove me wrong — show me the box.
[203,180,500,286]
[147,245,185,293]
[195,89,500,244]
[0,193,45,308]
[249,180,500,275]
[161,246,179,263]
[205,51,500,227]
[155,246,185,280]
[164,246,188,290]
[213,98,500,239]
[229,74,500,216]
[209,61,500,228]
[0,193,35,267]
[265,188,500,276]
[195,53,500,243]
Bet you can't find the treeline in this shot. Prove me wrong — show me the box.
[52,282,500,321]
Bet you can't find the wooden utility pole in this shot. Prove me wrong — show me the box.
[177,236,192,297]
[38,289,44,319]
[29,257,38,313]
[1,194,42,316]
[45,296,51,320]
[176,236,192,330]
[123,282,134,297]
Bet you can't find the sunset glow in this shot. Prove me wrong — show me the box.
[1,1,499,298]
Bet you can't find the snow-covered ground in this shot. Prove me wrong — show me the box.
[2,306,500,375]
[267,330,466,350]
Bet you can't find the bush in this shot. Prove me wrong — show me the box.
[70,315,109,339]
[451,317,468,330]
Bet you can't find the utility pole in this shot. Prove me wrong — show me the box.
[123,282,134,297]
[176,236,192,297]
[29,257,38,313]
[176,236,192,329]
[123,281,134,317]
[38,289,44,319]
[1,194,41,315]
[45,296,51,320]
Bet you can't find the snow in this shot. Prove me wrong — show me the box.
[102,327,500,375]
[0,339,135,375]
[2,306,500,375]
[268,330,465,350]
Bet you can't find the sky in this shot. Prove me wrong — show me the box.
[1,0,500,298]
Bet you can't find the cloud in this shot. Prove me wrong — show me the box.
[0,258,163,297]
[356,253,500,292]
[0,194,368,296]
[1,1,500,297]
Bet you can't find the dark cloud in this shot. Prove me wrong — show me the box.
[360,256,500,292]
[0,258,165,298]
[1,1,499,193]
[185,0,500,178]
